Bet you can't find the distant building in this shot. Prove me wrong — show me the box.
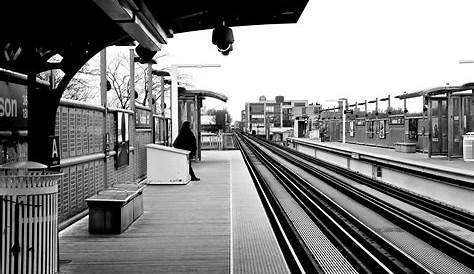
[242,95,320,139]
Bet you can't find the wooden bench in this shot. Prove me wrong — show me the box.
[394,142,416,153]
[86,183,145,234]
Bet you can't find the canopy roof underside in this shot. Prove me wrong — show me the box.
[0,0,308,74]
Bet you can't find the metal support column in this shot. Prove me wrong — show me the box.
[403,98,407,143]
[170,66,179,143]
[147,63,154,143]
[160,76,165,116]
[428,98,432,158]
[129,49,136,179]
[100,49,108,186]
[447,91,453,160]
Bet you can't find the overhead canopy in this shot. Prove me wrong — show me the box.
[0,1,135,75]
[0,0,308,75]
[145,0,309,35]
[179,89,228,102]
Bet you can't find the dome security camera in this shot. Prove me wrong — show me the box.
[212,25,234,55]
[135,44,157,64]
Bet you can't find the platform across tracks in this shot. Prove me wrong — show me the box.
[292,139,474,174]
[288,138,474,213]
[58,150,288,274]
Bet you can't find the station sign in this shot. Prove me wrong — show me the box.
[389,116,405,125]
[48,135,60,167]
[0,80,27,132]
[135,108,151,128]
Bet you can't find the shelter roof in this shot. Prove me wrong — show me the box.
[395,83,474,99]
[179,89,228,102]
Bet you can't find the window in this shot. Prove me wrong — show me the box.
[250,104,264,113]
[265,106,274,112]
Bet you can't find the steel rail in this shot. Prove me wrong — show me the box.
[241,134,432,274]
[248,134,473,268]
[282,140,473,231]
[235,135,313,274]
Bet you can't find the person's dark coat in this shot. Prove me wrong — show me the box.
[173,121,197,157]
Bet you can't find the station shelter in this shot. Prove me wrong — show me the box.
[396,83,473,159]
[178,89,228,160]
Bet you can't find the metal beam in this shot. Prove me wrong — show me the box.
[92,0,166,51]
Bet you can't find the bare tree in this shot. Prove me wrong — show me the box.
[38,56,100,102]
[41,49,193,110]
[64,62,99,101]
[106,52,179,109]
[106,52,147,108]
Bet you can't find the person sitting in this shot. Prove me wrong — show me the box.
[173,121,200,181]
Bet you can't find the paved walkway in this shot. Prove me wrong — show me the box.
[58,150,287,274]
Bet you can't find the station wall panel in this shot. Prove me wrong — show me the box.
[68,108,76,157]
[75,109,82,157]
[55,108,60,137]
[389,125,404,145]
[94,111,102,153]
[49,102,157,222]
[84,110,90,155]
[60,107,69,159]
[135,131,152,180]
[76,164,84,210]
[69,165,76,215]
[95,160,102,193]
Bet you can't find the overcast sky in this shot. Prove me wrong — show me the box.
[154,0,474,121]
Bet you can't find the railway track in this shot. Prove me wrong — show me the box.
[281,140,473,231]
[235,132,473,274]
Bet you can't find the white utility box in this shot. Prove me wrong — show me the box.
[463,132,474,162]
[146,144,190,184]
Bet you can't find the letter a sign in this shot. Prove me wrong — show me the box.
[49,135,60,167]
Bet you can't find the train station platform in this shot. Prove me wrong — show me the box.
[295,139,474,174]
[288,138,473,212]
[58,150,288,274]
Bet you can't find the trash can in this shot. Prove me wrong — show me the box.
[463,132,474,161]
[0,161,62,274]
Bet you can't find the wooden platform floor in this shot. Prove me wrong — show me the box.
[58,150,287,274]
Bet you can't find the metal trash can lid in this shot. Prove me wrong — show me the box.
[0,161,48,169]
